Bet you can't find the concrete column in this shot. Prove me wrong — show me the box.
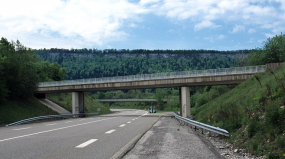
[180,87,190,118]
[72,92,85,114]
[179,88,182,116]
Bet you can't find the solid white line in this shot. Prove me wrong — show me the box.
[65,121,73,123]
[75,139,97,148]
[127,121,131,124]
[105,129,116,134]
[46,123,57,126]
[119,124,126,127]
[13,127,31,131]
[0,117,116,142]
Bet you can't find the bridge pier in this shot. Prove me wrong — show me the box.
[180,87,190,118]
[72,92,85,114]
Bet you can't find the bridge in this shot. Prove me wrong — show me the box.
[37,63,282,117]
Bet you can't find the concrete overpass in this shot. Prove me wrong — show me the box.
[37,64,275,117]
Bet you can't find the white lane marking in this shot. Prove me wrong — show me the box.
[46,123,57,126]
[105,129,116,134]
[127,121,131,124]
[75,139,97,148]
[135,118,138,120]
[79,119,85,121]
[0,117,116,142]
[142,113,148,116]
[132,119,135,121]
[13,127,31,131]
[65,121,73,123]
[119,124,126,127]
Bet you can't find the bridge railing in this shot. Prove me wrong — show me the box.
[39,65,265,87]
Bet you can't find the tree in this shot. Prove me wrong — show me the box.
[248,33,285,65]
[0,37,68,101]
[0,38,40,99]
[155,90,166,110]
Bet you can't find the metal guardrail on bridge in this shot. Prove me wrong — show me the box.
[174,112,229,137]
[5,113,99,127]
[39,65,265,87]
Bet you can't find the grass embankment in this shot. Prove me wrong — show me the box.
[192,66,285,158]
[0,98,57,125]
[47,93,111,114]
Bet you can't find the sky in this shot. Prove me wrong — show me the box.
[0,0,285,51]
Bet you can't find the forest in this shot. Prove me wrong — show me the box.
[36,50,241,80]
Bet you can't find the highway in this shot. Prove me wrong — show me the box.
[0,109,163,159]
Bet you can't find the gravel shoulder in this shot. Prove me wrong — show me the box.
[123,116,224,159]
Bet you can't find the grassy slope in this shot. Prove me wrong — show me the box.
[192,66,285,157]
[47,93,111,114]
[0,98,57,125]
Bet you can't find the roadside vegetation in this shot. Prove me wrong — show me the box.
[0,38,67,125]
[0,99,56,125]
[192,33,285,158]
[47,93,111,114]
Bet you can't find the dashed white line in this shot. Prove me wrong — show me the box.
[127,121,131,124]
[119,124,126,127]
[46,123,57,126]
[65,121,73,123]
[79,119,85,121]
[13,127,31,131]
[132,119,135,121]
[75,139,97,148]
[105,129,116,134]
[0,117,116,142]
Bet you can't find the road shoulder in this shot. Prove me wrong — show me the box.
[123,116,224,159]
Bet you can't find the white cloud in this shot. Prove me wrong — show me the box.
[130,23,138,28]
[204,34,225,42]
[0,0,285,48]
[0,0,148,48]
[218,35,225,40]
[248,28,256,33]
[139,0,161,5]
[194,21,221,31]
[230,25,245,33]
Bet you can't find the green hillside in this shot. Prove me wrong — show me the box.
[47,93,111,115]
[0,98,57,126]
[192,65,285,158]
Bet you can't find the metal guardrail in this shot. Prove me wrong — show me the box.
[174,112,229,137]
[5,112,99,127]
[39,65,266,87]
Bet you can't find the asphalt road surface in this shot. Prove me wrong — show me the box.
[0,109,163,159]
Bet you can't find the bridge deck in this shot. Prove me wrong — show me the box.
[37,65,265,93]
